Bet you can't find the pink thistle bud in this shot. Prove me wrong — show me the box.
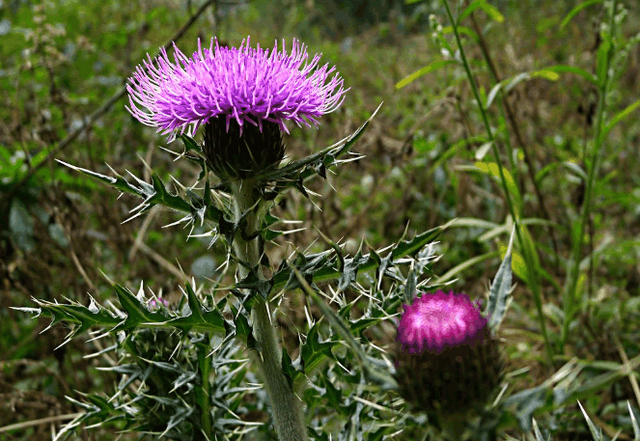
[395,291,502,422]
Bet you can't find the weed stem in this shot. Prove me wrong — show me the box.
[441,0,554,366]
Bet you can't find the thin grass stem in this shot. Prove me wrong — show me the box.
[441,0,554,366]
[561,0,618,347]
[468,10,561,266]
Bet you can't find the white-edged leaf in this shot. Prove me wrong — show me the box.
[487,66,597,109]
[487,226,515,330]
[629,401,640,441]
[475,142,494,160]
[562,160,588,180]
[578,401,604,441]
[486,82,503,109]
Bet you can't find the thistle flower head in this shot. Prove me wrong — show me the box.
[397,290,487,354]
[126,37,347,140]
[394,291,502,421]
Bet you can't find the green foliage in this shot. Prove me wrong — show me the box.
[270,224,444,296]
[56,332,255,441]
[392,0,640,438]
[15,280,226,342]
[18,101,452,440]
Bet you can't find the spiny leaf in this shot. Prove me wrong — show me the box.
[503,385,555,432]
[229,304,252,346]
[149,173,193,213]
[168,282,225,334]
[349,315,378,336]
[628,400,640,441]
[22,280,227,343]
[54,394,125,441]
[293,268,398,390]
[301,323,338,375]
[253,103,382,191]
[578,401,604,441]
[270,224,446,296]
[159,406,194,439]
[531,419,546,441]
[337,251,369,292]
[236,268,274,299]
[281,347,304,389]
[57,160,222,227]
[56,160,147,197]
[15,296,121,339]
[178,134,203,153]
[112,284,167,331]
[403,269,417,305]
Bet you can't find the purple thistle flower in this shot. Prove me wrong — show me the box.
[397,290,488,354]
[394,291,502,421]
[147,297,169,311]
[126,37,347,140]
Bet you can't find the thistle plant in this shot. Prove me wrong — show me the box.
[124,40,349,440]
[14,36,448,441]
[11,31,559,440]
[127,38,345,180]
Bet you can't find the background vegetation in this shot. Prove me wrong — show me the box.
[1,0,639,439]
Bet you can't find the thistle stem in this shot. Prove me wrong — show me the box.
[231,179,261,276]
[230,180,308,441]
[198,343,212,436]
[252,298,308,441]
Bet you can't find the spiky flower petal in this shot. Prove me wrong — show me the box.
[395,291,502,421]
[126,37,347,140]
[397,290,487,354]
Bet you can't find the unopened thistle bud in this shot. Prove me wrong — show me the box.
[203,117,285,180]
[126,37,347,180]
[395,291,502,424]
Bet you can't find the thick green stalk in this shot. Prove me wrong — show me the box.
[441,0,554,366]
[561,0,617,347]
[231,180,262,276]
[198,343,212,436]
[252,298,307,441]
[230,180,308,441]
